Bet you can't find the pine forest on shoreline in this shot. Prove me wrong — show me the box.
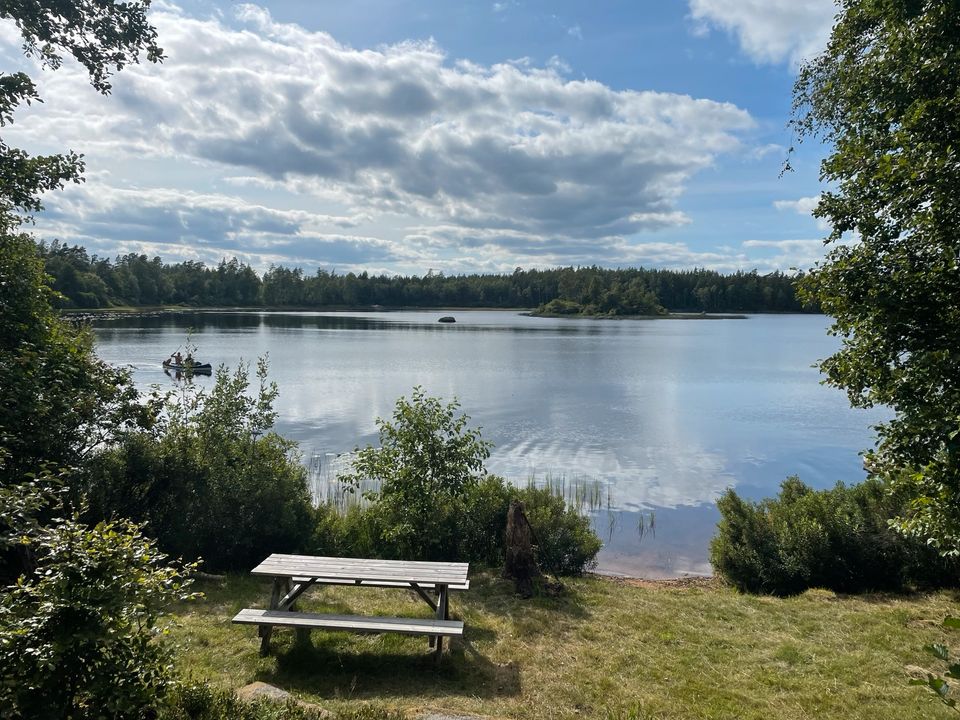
[39,240,815,316]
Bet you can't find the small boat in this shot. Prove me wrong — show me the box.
[162,359,213,374]
[438,316,456,323]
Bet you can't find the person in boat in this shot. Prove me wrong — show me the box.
[173,351,183,365]
[184,353,193,366]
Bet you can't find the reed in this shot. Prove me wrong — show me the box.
[308,454,656,541]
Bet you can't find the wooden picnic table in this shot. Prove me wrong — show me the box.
[232,554,469,663]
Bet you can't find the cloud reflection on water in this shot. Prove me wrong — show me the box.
[92,310,885,577]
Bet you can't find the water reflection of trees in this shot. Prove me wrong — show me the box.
[93,311,607,336]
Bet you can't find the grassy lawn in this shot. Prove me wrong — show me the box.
[169,572,959,719]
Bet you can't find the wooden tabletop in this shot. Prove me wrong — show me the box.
[251,553,469,586]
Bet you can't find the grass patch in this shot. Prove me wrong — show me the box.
[168,573,960,719]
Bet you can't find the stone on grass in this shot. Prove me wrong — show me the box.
[236,682,331,717]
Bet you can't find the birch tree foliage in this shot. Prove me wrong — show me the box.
[793,0,960,551]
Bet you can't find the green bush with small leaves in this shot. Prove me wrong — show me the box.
[87,359,315,571]
[324,390,602,574]
[0,482,195,720]
[338,387,494,562]
[711,476,960,595]
[517,486,603,576]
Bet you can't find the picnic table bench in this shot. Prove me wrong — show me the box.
[232,554,469,663]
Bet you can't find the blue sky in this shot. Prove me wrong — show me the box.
[2,0,838,274]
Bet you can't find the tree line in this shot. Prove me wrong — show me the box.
[38,239,815,314]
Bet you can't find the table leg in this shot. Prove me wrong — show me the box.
[259,577,283,657]
[434,583,449,665]
[282,577,312,646]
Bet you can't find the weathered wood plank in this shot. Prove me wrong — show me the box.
[255,563,466,578]
[253,555,467,569]
[261,554,467,568]
[254,569,467,585]
[289,576,470,591]
[257,563,465,574]
[255,558,468,575]
[258,577,284,656]
[233,608,464,637]
[278,579,315,611]
[251,554,468,585]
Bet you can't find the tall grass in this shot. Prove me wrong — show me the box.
[307,450,368,512]
[306,452,654,541]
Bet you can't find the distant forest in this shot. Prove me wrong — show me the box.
[38,240,816,315]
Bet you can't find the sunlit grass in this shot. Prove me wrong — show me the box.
[168,572,959,719]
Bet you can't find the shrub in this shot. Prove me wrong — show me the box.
[711,476,960,595]
[1,236,154,494]
[310,477,510,565]
[87,358,314,571]
[538,298,582,315]
[329,390,602,574]
[309,502,378,560]
[0,481,195,720]
[339,387,492,561]
[457,474,514,565]
[517,486,603,576]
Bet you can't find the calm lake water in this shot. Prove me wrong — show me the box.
[91,310,886,578]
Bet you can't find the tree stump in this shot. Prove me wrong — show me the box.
[503,500,540,597]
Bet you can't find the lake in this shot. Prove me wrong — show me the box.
[90,310,885,578]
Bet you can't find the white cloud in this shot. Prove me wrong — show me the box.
[774,195,831,230]
[546,55,571,74]
[36,182,418,272]
[748,143,785,161]
[2,3,755,270]
[742,238,822,252]
[688,0,836,65]
[31,181,831,274]
[773,195,819,215]
[567,24,583,40]
[403,225,823,274]
[741,238,826,269]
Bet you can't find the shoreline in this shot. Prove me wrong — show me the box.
[68,305,818,322]
[595,571,717,589]
[524,311,750,320]
[591,567,714,585]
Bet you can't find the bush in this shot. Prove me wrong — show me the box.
[87,359,314,571]
[517,486,603,576]
[458,474,515,565]
[710,476,960,595]
[332,389,603,574]
[311,478,602,576]
[0,482,195,720]
[1,236,153,495]
[309,502,378,560]
[338,387,492,561]
[538,298,582,315]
